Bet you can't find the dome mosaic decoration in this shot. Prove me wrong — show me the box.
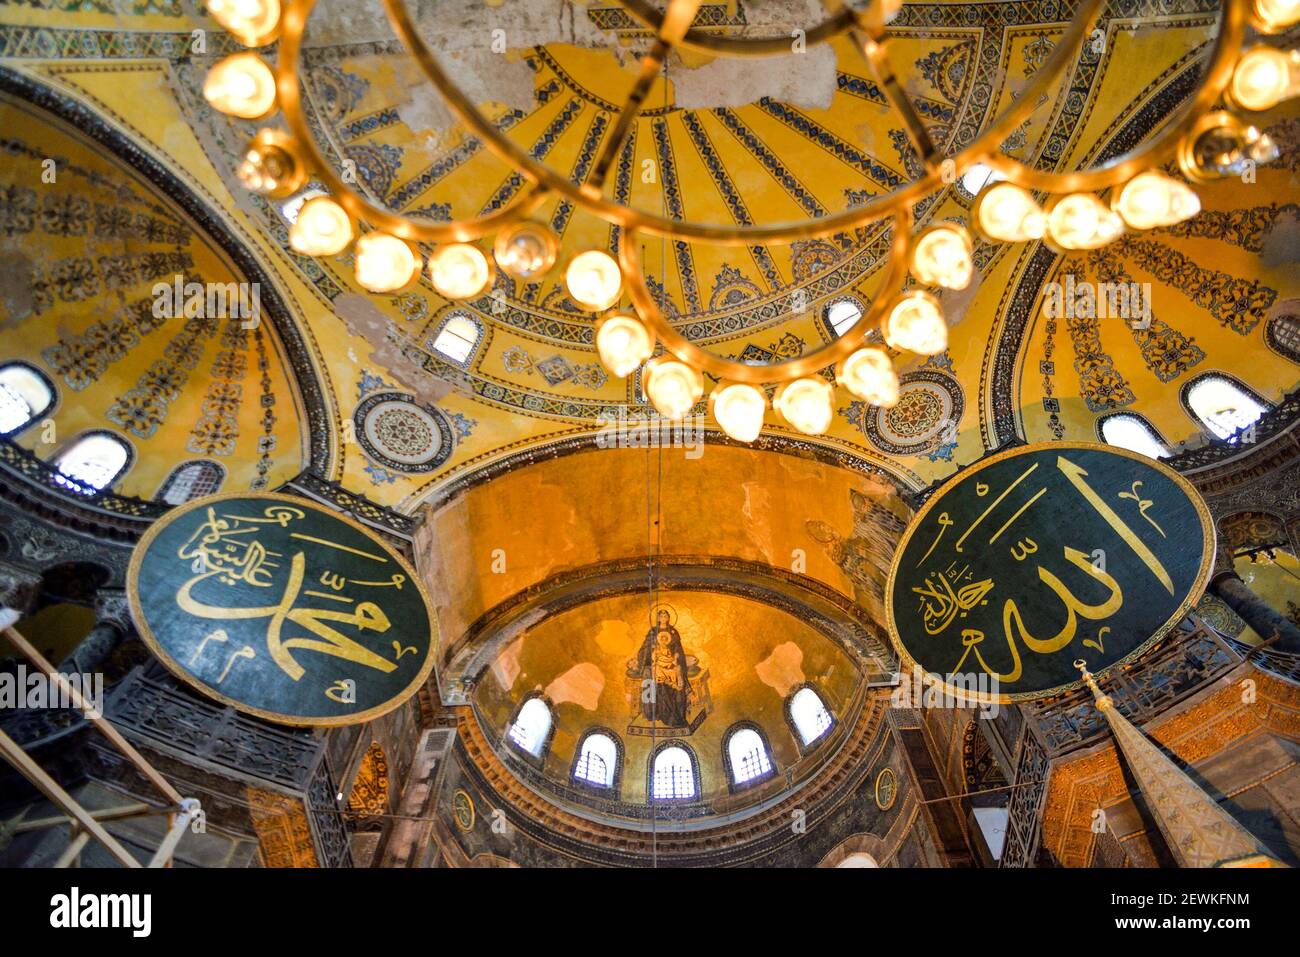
[860,367,965,458]
[354,391,455,473]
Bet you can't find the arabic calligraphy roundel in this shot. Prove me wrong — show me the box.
[127,492,437,726]
[885,442,1214,702]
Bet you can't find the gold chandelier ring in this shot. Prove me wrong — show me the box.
[614,0,858,58]
[369,0,1103,245]
[620,209,913,385]
[981,0,1249,194]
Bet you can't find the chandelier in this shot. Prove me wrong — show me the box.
[202,0,1298,441]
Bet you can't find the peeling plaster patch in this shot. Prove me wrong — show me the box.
[671,45,837,111]
[390,52,537,133]
[333,293,455,405]
[1261,208,1300,267]
[755,642,806,696]
[0,251,35,326]
[492,634,524,690]
[545,662,605,710]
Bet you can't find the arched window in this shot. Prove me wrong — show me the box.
[650,744,697,801]
[430,312,481,365]
[0,363,55,435]
[156,460,225,505]
[1184,373,1271,441]
[825,297,863,337]
[1098,413,1171,460]
[54,432,131,494]
[788,686,834,748]
[506,697,552,758]
[725,725,774,787]
[837,853,880,868]
[957,162,1001,199]
[572,730,620,789]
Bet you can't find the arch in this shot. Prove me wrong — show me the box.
[570,727,623,792]
[345,741,390,827]
[0,361,55,436]
[785,683,836,751]
[818,832,890,868]
[1096,412,1171,459]
[837,853,880,868]
[722,720,777,791]
[52,430,132,494]
[821,295,865,339]
[428,310,484,367]
[1181,372,1272,442]
[505,694,554,761]
[1264,301,1300,364]
[156,460,226,505]
[648,740,701,802]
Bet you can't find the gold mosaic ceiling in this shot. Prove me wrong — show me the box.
[0,0,1297,508]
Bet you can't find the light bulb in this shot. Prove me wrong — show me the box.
[1113,172,1200,230]
[709,382,767,442]
[596,313,654,378]
[428,243,493,299]
[884,291,948,355]
[1179,112,1279,181]
[289,196,354,255]
[1252,0,1300,30]
[774,377,835,435]
[208,0,281,47]
[1046,193,1124,250]
[643,357,703,421]
[236,129,306,198]
[565,250,622,311]
[837,347,899,407]
[494,222,559,280]
[911,223,974,289]
[1229,46,1300,112]
[354,233,421,293]
[972,183,1047,243]
[203,53,276,119]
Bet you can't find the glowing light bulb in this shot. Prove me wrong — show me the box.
[203,53,276,119]
[289,196,354,256]
[595,313,655,378]
[911,223,974,290]
[643,357,703,421]
[1046,193,1124,250]
[236,129,306,198]
[972,183,1047,243]
[354,233,421,293]
[774,377,835,435]
[884,291,948,356]
[1113,172,1200,230]
[494,222,559,280]
[565,250,623,311]
[710,382,767,443]
[1180,112,1280,181]
[427,243,493,299]
[1229,46,1300,112]
[208,0,281,47]
[1252,0,1300,31]
[837,347,900,407]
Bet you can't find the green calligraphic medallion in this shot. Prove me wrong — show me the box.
[886,443,1214,703]
[128,492,436,726]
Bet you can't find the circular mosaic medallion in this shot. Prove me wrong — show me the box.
[874,767,897,810]
[354,391,454,473]
[452,789,475,831]
[863,370,964,456]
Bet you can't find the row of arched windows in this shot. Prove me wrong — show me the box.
[506,686,836,801]
[1,363,226,501]
[1098,373,1272,458]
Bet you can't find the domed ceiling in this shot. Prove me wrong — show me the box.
[5,0,1295,507]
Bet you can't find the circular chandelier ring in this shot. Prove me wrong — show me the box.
[365,0,1103,246]
[276,0,550,242]
[615,0,858,58]
[620,208,913,385]
[980,0,1249,194]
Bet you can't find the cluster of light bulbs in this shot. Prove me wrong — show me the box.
[202,0,1299,445]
